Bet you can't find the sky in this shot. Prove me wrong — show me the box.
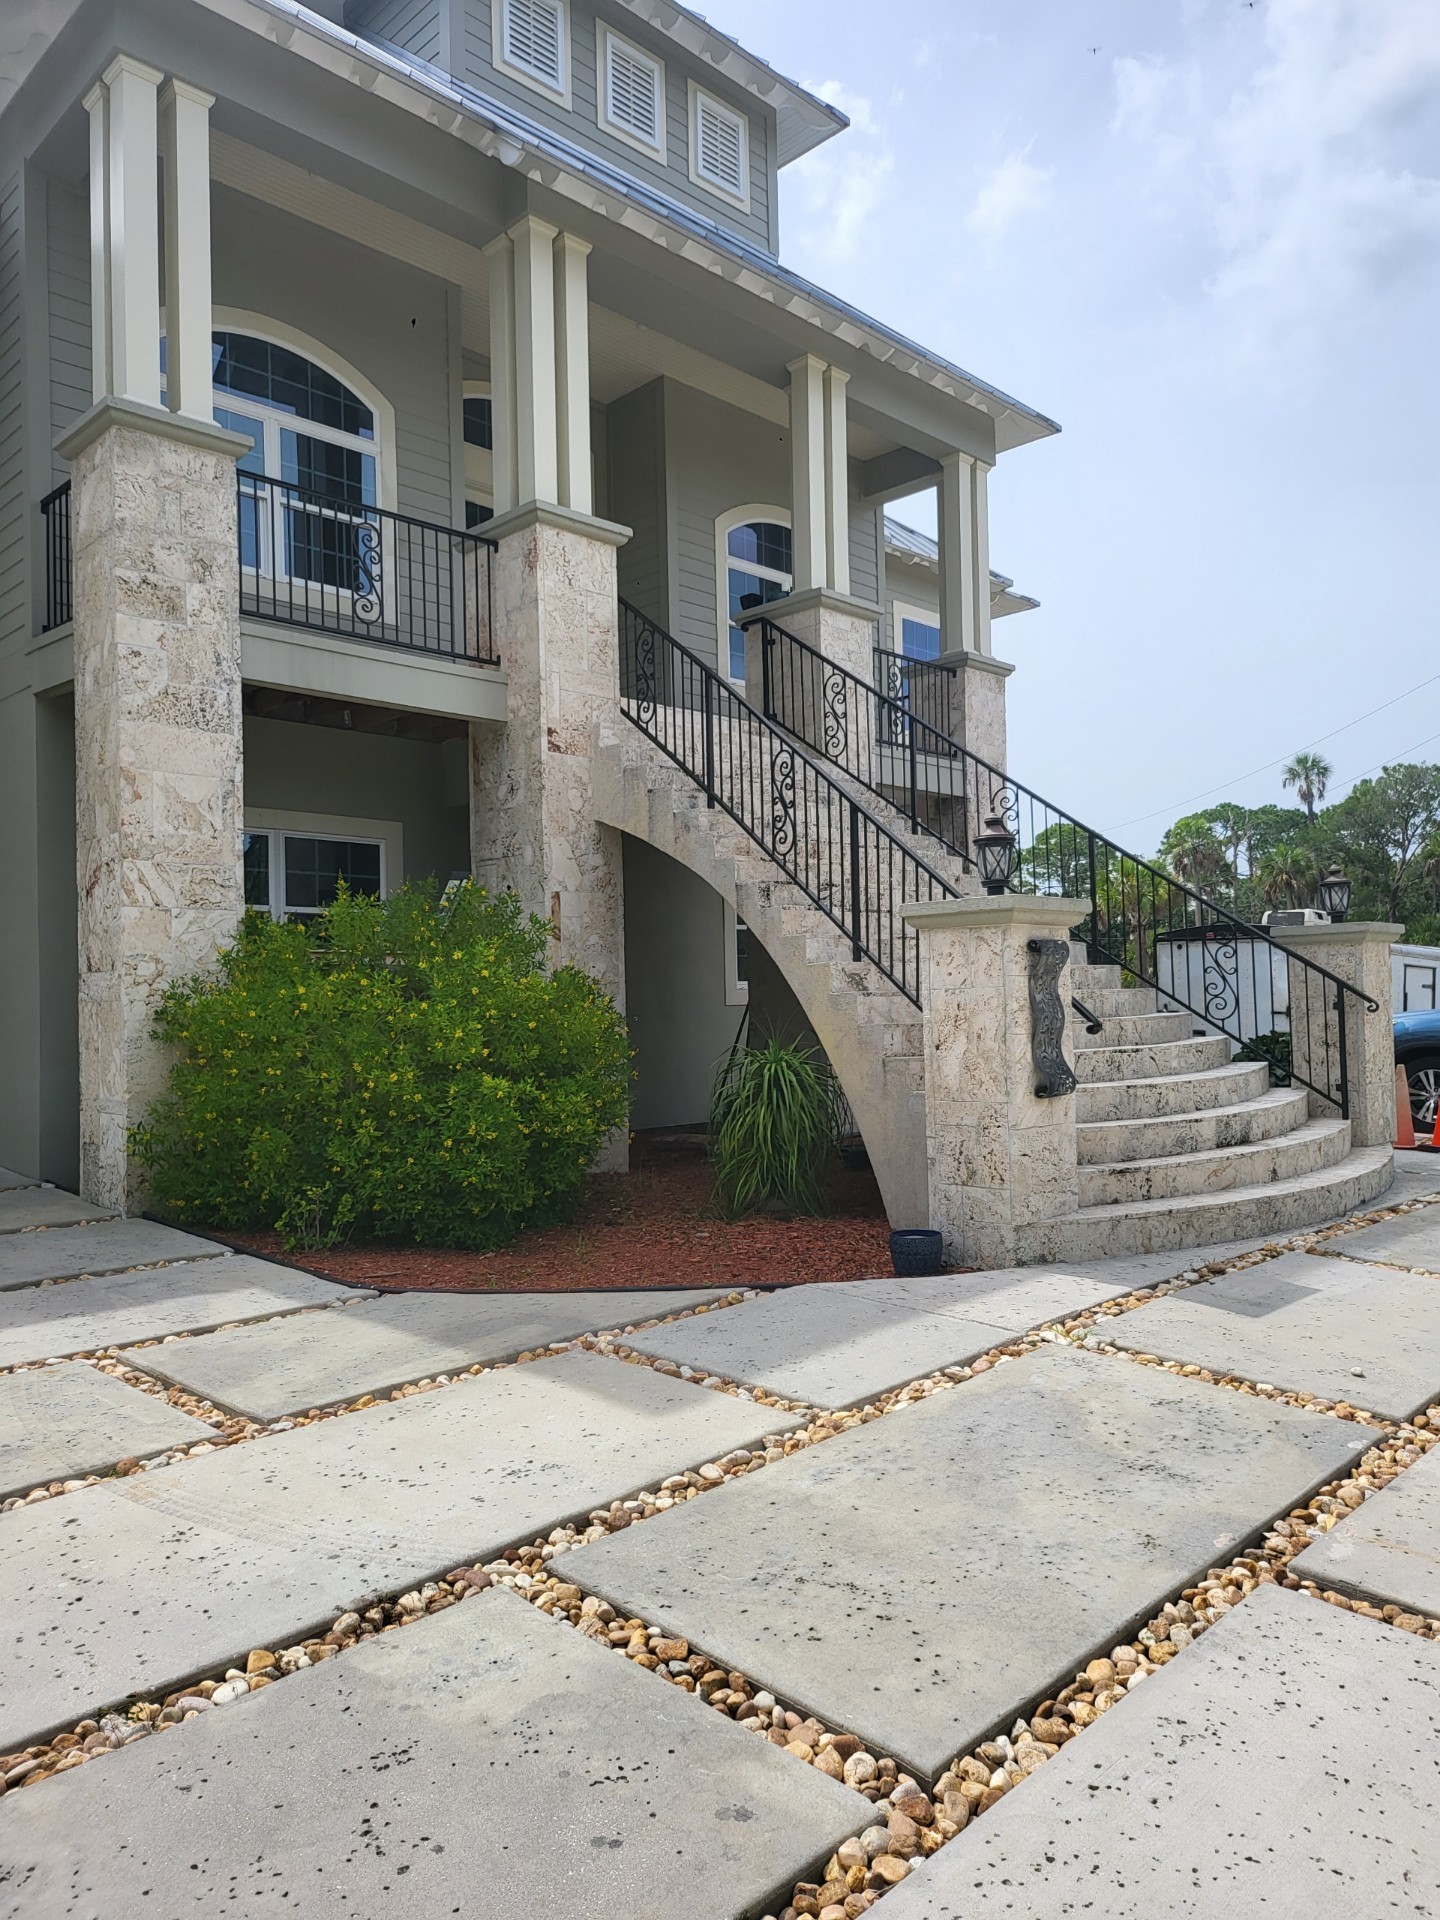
[714,0,1440,855]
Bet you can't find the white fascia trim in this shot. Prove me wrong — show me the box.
[191,0,1059,452]
[597,23,666,160]
[492,0,573,110]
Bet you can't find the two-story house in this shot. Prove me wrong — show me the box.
[0,0,1394,1264]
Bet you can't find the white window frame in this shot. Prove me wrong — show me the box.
[598,23,666,157]
[723,900,749,1007]
[461,378,494,522]
[689,81,750,210]
[892,597,943,660]
[716,503,792,686]
[243,810,402,922]
[494,0,572,107]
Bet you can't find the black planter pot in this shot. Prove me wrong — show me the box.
[889,1228,943,1278]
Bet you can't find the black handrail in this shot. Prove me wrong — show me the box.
[619,601,955,1005]
[239,473,498,663]
[756,616,1377,1115]
[40,482,72,631]
[874,646,959,747]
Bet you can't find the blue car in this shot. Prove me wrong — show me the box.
[1395,1008,1440,1132]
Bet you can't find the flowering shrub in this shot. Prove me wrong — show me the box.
[133,883,631,1249]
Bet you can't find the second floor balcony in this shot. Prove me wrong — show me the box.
[41,472,499,669]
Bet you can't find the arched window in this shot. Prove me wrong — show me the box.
[716,507,792,682]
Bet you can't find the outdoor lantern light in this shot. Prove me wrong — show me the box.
[976,813,1018,895]
[1317,866,1352,923]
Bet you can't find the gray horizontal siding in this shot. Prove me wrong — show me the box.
[348,0,442,62]
[608,382,667,621]
[848,499,879,612]
[0,168,25,658]
[48,180,90,485]
[462,0,773,253]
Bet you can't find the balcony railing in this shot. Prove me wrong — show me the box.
[238,473,498,663]
[39,473,498,665]
[40,483,72,632]
[873,646,958,745]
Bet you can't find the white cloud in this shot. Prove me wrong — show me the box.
[785,80,894,267]
[965,149,1052,242]
[1210,0,1440,338]
[1110,53,1175,140]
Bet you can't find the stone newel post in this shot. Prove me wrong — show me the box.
[60,400,251,1212]
[1278,921,1401,1150]
[902,895,1087,1269]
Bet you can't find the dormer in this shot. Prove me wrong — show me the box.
[343,0,846,255]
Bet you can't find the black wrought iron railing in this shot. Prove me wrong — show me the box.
[40,481,72,631]
[756,617,1376,1114]
[874,646,959,745]
[619,600,955,1004]
[239,474,498,662]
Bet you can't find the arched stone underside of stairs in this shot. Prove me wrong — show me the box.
[594,728,931,1229]
[599,723,1393,1262]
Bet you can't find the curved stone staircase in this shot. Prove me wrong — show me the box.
[1014,949,1392,1261]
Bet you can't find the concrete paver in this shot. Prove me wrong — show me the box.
[0,1257,358,1369]
[566,1346,1368,1780]
[121,1286,734,1419]
[873,1586,1440,1918]
[0,1587,867,1920]
[1327,1201,1440,1272]
[0,1347,800,1751]
[0,1364,212,1499]
[1292,1442,1440,1619]
[1107,1250,1440,1419]
[0,1217,229,1290]
[0,1189,116,1234]
[628,1269,1140,1407]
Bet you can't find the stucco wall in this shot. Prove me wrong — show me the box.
[623,835,741,1129]
[244,717,470,886]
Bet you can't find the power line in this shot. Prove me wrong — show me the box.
[1113,667,1440,831]
[1326,728,1440,803]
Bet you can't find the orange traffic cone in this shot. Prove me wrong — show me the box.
[1395,1063,1417,1149]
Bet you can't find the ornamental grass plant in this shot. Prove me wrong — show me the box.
[132,882,631,1250]
[708,1037,841,1219]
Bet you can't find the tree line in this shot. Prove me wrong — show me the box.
[1156,755,1440,942]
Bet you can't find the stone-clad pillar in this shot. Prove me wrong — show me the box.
[468,503,632,1164]
[1279,921,1401,1150]
[59,400,251,1211]
[902,895,1086,1269]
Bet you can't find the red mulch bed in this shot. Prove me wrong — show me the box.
[222,1132,894,1293]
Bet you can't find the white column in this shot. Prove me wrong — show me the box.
[103,56,164,408]
[484,231,519,515]
[553,230,592,515]
[973,457,992,657]
[938,451,978,654]
[84,83,112,401]
[822,363,850,597]
[159,78,214,423]
[510,213,559,508]
[787,353,827,592]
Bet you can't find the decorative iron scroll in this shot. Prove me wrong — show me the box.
[351,520,383,625]
[770,745,797,859]
[1027,937,1077,1098]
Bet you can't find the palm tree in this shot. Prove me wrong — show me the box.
[1282,752,1333,824]
[1258,842,1319,909]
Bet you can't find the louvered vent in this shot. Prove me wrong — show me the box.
[605,35,662,147]
[503,0,564,90]
[694,90,746,198]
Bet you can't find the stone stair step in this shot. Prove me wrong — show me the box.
[1072,984,1160,1019]
[1074,1011,1195,1051]
[1077,1116,1352,1208]
[1075,1059,1272,1123]
[1076,1087,1311,1166]
[1074,1034,1233,1084]
[1017,1145,1395,1262]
